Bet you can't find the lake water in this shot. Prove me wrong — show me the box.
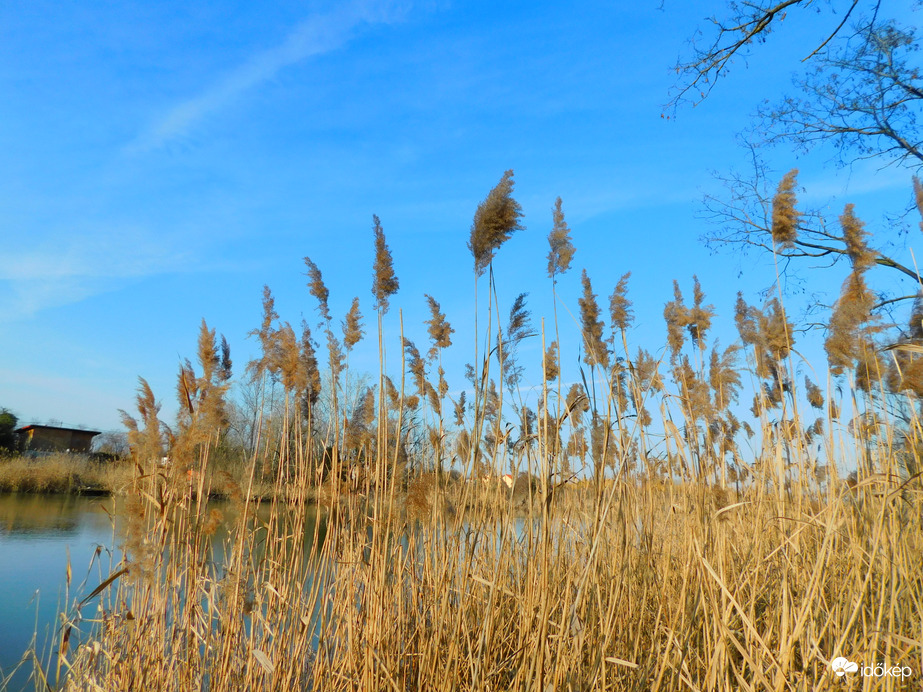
[0,494,327,692]
[0,493,533,691]
[0,494,122,692]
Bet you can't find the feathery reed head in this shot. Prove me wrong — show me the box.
[300,321,321,409]
[371,214,399,313]
[771,169,800,248]
[469,169,524,276]
[914,176,923,235]
[497,293,532,391]
[566,382,589,415]
[709,343,742,410]
[825,269,878,375]
[664,280,689,355]
[453,391,467,426]
[342,297,364,351]
[687,276,714,349]
[579,270,609,368]
[424,294,454,359]
[275,322,305,395]
[197,319,219,383]
[840,204,874,270]
[909,292,923,340]
[247,285,279,381]
[543,341,559,382]
[303,257,331,322]
[326,330,345,384]
[609,272,633,333]
[547,196,576,279]
[219,335,232,382]
[805,377,824,409]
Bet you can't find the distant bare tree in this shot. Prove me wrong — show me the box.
[93,431,130,457]
[671,1,923,171]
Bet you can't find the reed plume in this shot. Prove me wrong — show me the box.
[424,294,454,359]
[498,293,533,391]
[687,276,714,349]
[219,335,232,382]
[804,377,824,409]
[345,386,376,451]
[609,272,633,334]
[771,168,799,248]
[326,330,345,386]
[886,294,923,396]
[578,270,609,368]
[840,203,875,270]
[371,214,399,313]
[663,280,689,356]
[453,391,467,426]
[247,285,279,381]
[303,257,330,322]
[300,321,321,409]
[468,169,524,276]
[546,196,575,279]
[275,323,306,396]
[565,382,589,415]
[342,297,364,351]
[708,343,742,410]
[825,270,878,375]
[734,294,793,380]
[543,341,559,382]
[119,377,164,465]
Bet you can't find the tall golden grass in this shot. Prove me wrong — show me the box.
[0,454,132,495]
[19,172,923,691]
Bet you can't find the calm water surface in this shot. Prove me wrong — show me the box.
[0,494,326,692]
[0,494,121,691]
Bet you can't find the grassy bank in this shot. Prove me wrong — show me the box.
[0,454,133,495]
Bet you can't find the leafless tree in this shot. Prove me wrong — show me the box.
[671,1,923,171]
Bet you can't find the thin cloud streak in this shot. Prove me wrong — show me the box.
[129,2,403,153]
[0,230,192,321]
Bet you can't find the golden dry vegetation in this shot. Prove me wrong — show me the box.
[10,171,923,691]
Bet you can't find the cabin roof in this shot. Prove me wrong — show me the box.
[15,425,101,436]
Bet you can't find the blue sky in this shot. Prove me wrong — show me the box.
[1,0,919,432]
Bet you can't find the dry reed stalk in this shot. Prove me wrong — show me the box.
[33,178,923,692]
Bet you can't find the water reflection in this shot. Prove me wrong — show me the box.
[0,494,325,692]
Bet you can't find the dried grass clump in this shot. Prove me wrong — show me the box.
[0,453,132,494]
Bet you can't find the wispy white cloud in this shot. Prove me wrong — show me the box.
[129,1,406,153]
[0,228,192,321]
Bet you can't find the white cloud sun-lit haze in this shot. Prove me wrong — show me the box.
[1,0,918,431]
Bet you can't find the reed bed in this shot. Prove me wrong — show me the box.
[0,454,132,495]
[19,171,923,691]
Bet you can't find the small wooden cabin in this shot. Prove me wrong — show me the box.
[16,425,100,454]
